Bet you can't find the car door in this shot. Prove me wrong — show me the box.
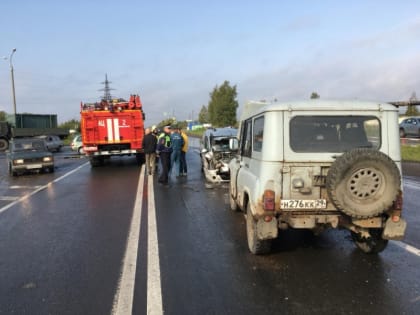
[230,119,253,209]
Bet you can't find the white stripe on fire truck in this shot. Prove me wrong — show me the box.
[107,118,113,141]
[113,118,120,141]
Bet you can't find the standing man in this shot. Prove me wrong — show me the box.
[142,128,157,175]
[179,127,189,176]
[156,125,172,185]
[170,125,184,178]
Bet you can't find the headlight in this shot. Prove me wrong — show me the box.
[13,159,24,165]
[43,156,53,162]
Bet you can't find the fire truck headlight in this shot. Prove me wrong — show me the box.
[43,156,53,162]
[14,159,24,165]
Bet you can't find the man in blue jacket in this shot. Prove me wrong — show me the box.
[169,125,184,178]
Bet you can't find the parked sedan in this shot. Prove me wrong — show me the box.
[36,135,63,152]
[399,117,420,137]
[7,138,54,176]
[70,134,84,154]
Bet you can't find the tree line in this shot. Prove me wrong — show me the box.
[2,88,419,132]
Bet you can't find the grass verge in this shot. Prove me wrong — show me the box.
[401,145,420,162]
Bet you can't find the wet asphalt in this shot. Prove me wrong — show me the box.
[0,142,419,314]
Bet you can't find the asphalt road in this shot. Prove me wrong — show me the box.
[0,143,419,314]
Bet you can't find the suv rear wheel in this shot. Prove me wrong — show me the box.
[327,148,401,218]
[246,203,271,255]
[351,229,388,254]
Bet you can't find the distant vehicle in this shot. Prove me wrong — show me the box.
[0,113,68,152]
[71,135,84,154]
[399,117,420,137]
[36,135,63,152]
[80,94,146,167]
[7,137,54,176]
[200,127,238,182]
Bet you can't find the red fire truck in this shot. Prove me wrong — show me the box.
[80,95,145,167]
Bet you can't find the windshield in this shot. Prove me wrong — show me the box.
[13,139,46,152]
[290,116,380,152]
[211,136,236,152]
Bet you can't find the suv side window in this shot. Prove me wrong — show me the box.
[253,116,264,152]
[240,119,252,157]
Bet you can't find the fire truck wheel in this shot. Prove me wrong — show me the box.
[90,157,102,167]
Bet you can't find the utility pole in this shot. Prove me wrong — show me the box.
[9,48,17,126]
[99,74,114,101]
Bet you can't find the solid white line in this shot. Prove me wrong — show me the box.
[0,196,20,201]
[10,185,43,189]
[403,178,420,190]
[392,241,420,257]
[147,174,163,315]
[112,166,145,315]
[0,162,89,216]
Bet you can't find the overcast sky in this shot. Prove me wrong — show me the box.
[1,0,419,125]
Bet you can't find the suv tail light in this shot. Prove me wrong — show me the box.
[392,190,403,222]
[263,189,275,211]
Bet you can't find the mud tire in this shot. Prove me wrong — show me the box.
[229,183,240,212]
[351,229,388,254]
[326,148,400,218]
[246,203,271,255]
[0,138,9,151]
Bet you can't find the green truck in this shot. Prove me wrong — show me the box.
[0,113,68,151]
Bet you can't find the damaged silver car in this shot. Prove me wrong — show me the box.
[200,127,238,182]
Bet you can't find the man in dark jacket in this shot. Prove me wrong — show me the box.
[156,125,173,184]
[142,128,158,175]
[170,126,184,177]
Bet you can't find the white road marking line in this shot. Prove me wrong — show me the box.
[112,166,145,315]
[0,162,89,216]
[9,185,43,189]
[392,241,420,257]
[403,178,420,190]
[147,173,163,315]
[0,196,20,201]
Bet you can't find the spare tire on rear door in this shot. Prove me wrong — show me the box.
[326,148,401,218]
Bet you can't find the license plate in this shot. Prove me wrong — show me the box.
[27,164,42,169]
[281,199,327,209]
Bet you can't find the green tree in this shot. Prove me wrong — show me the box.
[208,80,238,127]
[406,92,419,116]
[310,92,320,99]
[58,119,80,133]
[406,105,419,116]
[198,105,209,123]
[157,118,176,129]
[0,111,7,121]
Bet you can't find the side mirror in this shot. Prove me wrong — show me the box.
[229,138,239,151]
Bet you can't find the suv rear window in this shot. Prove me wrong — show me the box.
[290,116,380,152]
